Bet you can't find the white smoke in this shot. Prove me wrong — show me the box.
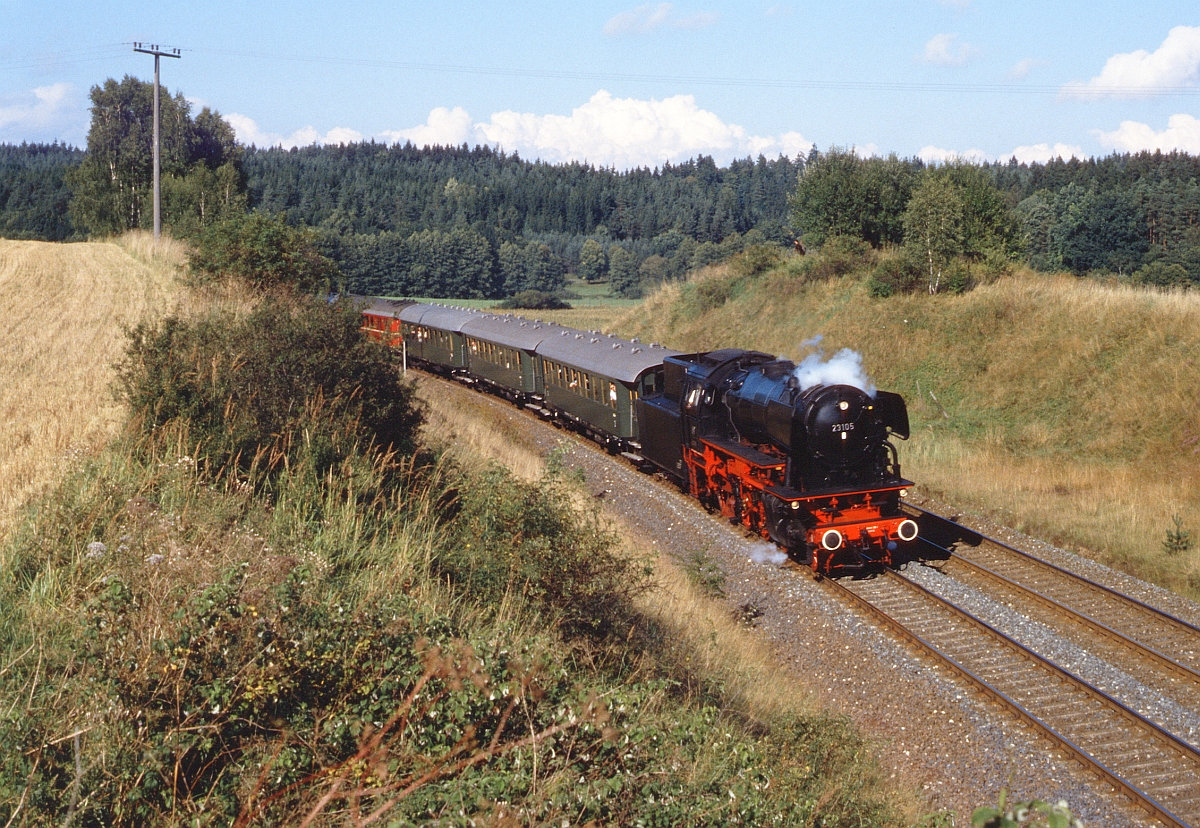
[747,542,788,566]
[793,348,877,397]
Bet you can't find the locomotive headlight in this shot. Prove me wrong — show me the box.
[899,488,909,498]
[838,401,849,411]
[820,529,843,551]
[790,500,801,510]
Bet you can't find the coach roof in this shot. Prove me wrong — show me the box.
[535,328,680,384]
[460,313,557,351]
[361,300,679,383]
[397,303,479,331]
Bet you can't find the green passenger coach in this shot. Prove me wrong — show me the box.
[360,298,679,454]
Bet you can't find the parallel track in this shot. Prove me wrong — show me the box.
[825,569,1200,826]
[931,542,1200,714]
[906,504,1200,706]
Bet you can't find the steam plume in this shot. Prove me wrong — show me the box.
[747,542,788,565]
[793,348,877,397]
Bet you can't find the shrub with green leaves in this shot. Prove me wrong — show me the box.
[1163,514,1192,556]
[439,463,648,641]
[733,243,784,277]
[972,789,1082,828]
[868,251,924,297]
[116,295,423,493]
[188,211,339,292]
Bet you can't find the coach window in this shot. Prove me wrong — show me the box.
[609,382,618,408]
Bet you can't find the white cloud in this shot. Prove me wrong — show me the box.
[920,33,976,66]
[472,90,803,168]
[603,3,718,36]
[377,106,473,147]
[916,145,988,164]
[1064,25,1200,98]
[0,83,84,143]
[1008,58,1047,80]
[226,113,362,148]
[1094,114,1200,154]
[764,4,792,17]
[1006,142,1085,164]
[227,92,810,169]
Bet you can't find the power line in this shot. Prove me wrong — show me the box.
[0,44,130,71]
[187,45,1200,98]
[4,41,1198,99]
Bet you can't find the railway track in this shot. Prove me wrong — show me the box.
[825,568,1200,826]
[907,504,1200,710]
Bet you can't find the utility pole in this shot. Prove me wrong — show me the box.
[133,43,181,240]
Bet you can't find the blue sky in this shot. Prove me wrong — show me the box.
[2,0,1199,169]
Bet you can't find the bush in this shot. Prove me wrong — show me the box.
[438,463,648,640]
[1163,514,1192,556]
[868,252,923,297]
[798,235,874,282]
[1133,260,1191,288]
[188,212,339,292]
[733,243,784,277]
[116,296,423,493]
[496,289,572,310]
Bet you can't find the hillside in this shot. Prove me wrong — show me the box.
[614,254,1200,597]
[0,234,184,533]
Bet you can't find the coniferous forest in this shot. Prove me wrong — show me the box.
[3,74,1200,295]
[0,143,82,241]
[243,143,801,297]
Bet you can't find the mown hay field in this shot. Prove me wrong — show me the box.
[0,233,185,534]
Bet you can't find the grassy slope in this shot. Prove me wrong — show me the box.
[0,239,915,826]
[611,256,1200,597]
[0,233,185,534]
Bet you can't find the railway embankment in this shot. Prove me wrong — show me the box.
[613,252,1200,602]
[0,237,915,827]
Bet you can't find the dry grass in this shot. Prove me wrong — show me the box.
[0,232,186,536]
[627,529,819,721]
[615,266,1200,596]
[415,376,548,482]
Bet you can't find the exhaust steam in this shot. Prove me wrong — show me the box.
[792,335,876,397]
[747,542,788,566]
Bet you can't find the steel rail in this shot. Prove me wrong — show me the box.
[921,537,1200,700]
[825,570,1198,827]
[903,503,1200,645]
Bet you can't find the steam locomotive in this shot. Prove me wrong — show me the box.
[360,299,916,576]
